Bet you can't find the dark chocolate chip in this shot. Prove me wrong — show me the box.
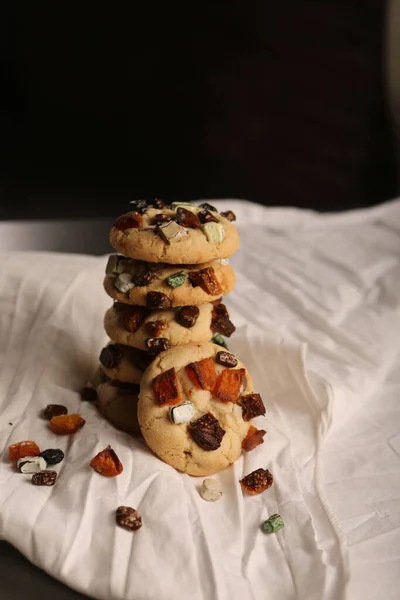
[43,404,68,419]
[79,386,98,402]
[145,338,171,356]
[216,351,238,368]
[220,210,236,221]
[129,199,148,214]
[176,306,200,328]
[198,209,219,224]
[99,344,122,369]
[146,292,172,310]
[132,268,157,287]
[153,198,166,209]
[199,202,218,213]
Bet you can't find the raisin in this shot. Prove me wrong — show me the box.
[116,506,142,531]
[211,303,236,337]
[146,291,172,310]
[99,344,123,369]
[79,386,98,402]
[188,413,225,451]
[240,468,274,495]
[143,320,166,337]
[114,212,143,230]
[176,306,200,328]
[239,393,266,421]
[220,210,236,222]
[43,404,68,419]
[185,358,217,391]
[216,351,238,368]
[90,445,123,477]
[175,207,201,228]
[153,213,170,225]
[132,268,157,287]
[146,338,171,356]
[242,426,266,451]
[189,267,223,295]
[39,448,65,465]
[119,305,148,332]
[198,209,219,224]
[199,202,218,213]
[8,441,40,462]
[152,367,181,406]
[213,368,246,403]
[49,414,85,434]
[32,470,57,486]
[129,199,148,214]
[153,198,166,209]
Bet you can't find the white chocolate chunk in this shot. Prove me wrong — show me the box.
[17,456,47,474]
[200,478,222,502]
[114,273,135,293]
[171,202,197,212]
[169,401,195,424]
[106,254,127,277]
[213,258,229,265]
[202,222,225,244]
[157,220,189,243]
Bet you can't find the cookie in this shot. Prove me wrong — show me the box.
[99,343,152,384]
[104,303,214,352]
[138,342,256,476]
[109,205,239,264]
[104,259,235,308]
[96,378,141,436]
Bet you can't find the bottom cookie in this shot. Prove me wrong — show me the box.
[96,378,141,436]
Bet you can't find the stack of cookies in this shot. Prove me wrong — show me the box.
[95,199,267,477]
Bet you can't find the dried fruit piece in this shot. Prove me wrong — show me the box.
[176,306,200,328]
[114,212,143,230]
[146,338,171,356]
[213,368,246,403]
[8,441,40,462]
[189,267,223,295]
[17,456,47,473]
[165,271,188,288]
[116,506,142,531]
[175,207,201,228]
[216,351,238,368]
[199,202,218,213]
[146,291,172,310]
[220,210,236,221]
[153,213,170,225]
[99,344,123,369]
[39,449,65,465]
[132,268,157,287]
[129,199,148,214]
[115,273,135,293]
[239,393,266,421]
[185,357,217,391]
[43,404,68,419]
[242,426,266,451]
[152,367,181,406]
[49,414,85,434]
[153,198,166,209]
[202,222,225,243]
[198,209,219,224]
[188,413,225,451]
[240,468,274,495]
[200,478,222,501]
[211,334,228,349]
[156,221,189,243]
[80,385,97,402]
[119,305,148,332]
[261,514,284,534]
[143,320,166,337]
[169,401,195,424]
[211,303,236,337]
[32,470,57,486]
[90,445,123,477]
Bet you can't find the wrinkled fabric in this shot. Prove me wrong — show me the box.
[0,199,399,600]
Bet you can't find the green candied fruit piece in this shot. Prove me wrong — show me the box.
[261,514,284,534]
[165,271,188,288]
[211,334,228,349]
[105,254,127,277]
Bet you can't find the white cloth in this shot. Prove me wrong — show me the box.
[0,199,399,600]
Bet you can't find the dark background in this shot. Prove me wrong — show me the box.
[0,2,397,220]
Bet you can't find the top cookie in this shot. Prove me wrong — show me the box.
[109,201,239,264]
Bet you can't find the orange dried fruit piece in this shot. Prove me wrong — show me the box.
[49,414,85,434]
[239,393,266,421]
[152,367,181,406]
[185,357,217,391]
[213,368,246,403]
[90,445,123,477]
[242,426,266,451]
[189,267,223,296]
[240,468,274,495]
[114,211,143,231]
[8,441,40,462]
[118,304,148,333]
